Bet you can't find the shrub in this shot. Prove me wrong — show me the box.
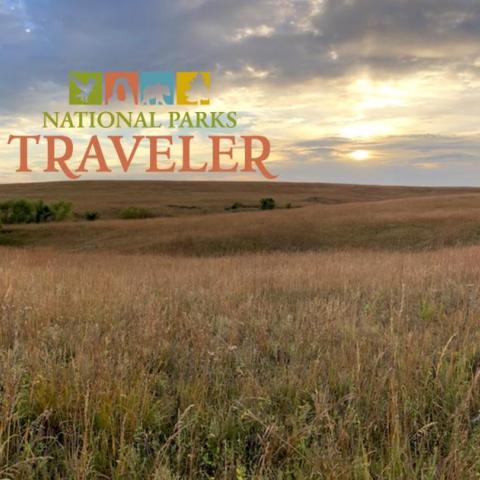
[50,201,73,221]
[120,207,153,220]
[0,199,34,224]
[0,201,14,224]
[33,200,53,223]
[13,199,35,223]
[85,211,100,221]
[260,198,276,210]
[0,202,10,224]
[0,199,74,224]
[225,202,243,211]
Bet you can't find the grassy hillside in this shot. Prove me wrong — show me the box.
[3,192,480,254]
[0,180,479,218]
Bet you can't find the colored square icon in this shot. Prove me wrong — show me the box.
[69,71,103,105]
[176,72,211,106]
[68,71,211,105]
[105,72,139,105]
[140,71,175,105]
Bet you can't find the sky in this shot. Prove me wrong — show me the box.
[1,0,480,185]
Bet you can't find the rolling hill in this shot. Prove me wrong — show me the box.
[0,180,479,218]
[1,181,480,254]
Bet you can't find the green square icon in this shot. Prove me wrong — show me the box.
[69,71,103,105]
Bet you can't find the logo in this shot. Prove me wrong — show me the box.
[69,71,211,106]
[7,68,276,181]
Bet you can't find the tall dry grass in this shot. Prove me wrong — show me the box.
[1,247,480,478]
[1,180,476,219]
[6,192,480,255]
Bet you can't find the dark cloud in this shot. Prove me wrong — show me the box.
[1,0,479,110]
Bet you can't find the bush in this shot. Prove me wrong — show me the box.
[225,202,243,211]
[33,200,53,223]
[0,198,70,242]
[0,199,35,224]
[260,198,276,210]
[84,211,100,221]
[50,201,73,221]
[15,199,35,223]
[0,199,74,224]
[0,202,10,224]
[120,207,153,220]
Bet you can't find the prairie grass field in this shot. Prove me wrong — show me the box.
[0,181,478,219]
[2,181,480,479]
[5,191,480,255]
[2,246,480,478]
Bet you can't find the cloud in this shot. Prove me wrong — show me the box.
[1,0,480,184]
[2,0,479,103]
[292,134,480,171]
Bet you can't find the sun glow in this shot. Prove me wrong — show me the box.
[350,150,370,162]
[341,122,393,139]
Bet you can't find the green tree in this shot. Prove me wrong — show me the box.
[260,198,276,210]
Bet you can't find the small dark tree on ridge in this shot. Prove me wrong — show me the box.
[260,198,276,210]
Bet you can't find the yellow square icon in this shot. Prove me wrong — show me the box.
[176,72,210,105]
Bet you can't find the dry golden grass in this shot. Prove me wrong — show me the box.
[3,182,480,478]
[4,192,480,255]
[0,181,478,218]
[2,246,480,478]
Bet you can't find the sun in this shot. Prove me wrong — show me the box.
[350,150,370,162]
